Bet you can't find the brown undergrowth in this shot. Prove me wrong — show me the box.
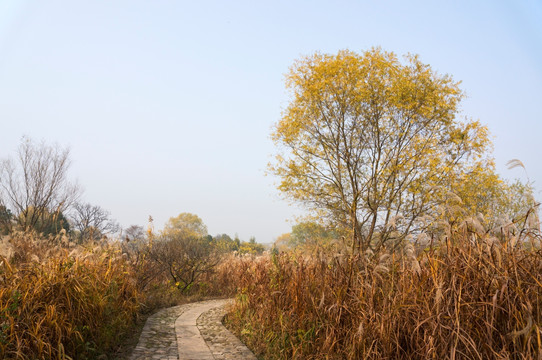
[225,231,542,359]
[0,231,242,359]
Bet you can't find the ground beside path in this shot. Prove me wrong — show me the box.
[130,299,257,360]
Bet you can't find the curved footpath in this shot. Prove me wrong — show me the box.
[130,299,257,360]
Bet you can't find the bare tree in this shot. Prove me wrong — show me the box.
[124,224,146,242]
[121,224,147,255]
[70,202,119,242]
[0,137,81,233]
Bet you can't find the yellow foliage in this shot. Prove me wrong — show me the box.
[162,212,208,239]
[270,48,496,251]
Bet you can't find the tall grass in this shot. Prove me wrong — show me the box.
[0,231,246,359]
[0,233,141,359]
[226,230,542,359]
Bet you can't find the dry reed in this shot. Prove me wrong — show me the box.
[226,230,542,359]
[0,233,141,359]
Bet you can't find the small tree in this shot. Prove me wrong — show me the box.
[0,137,80,233]
[70,202,119,242]
[124,225,146,242]
[163,212,208,239]
[150,233,218,293]
[149,213,218,293]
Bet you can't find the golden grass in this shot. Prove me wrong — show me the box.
[0,233,141,359]
[0,231,244,359]
[225,231,542,359]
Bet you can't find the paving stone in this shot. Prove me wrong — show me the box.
[197,305,257,360]
[130,299,256,360]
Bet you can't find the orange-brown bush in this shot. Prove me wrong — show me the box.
[226,233,542,359]
[0,233,141,359]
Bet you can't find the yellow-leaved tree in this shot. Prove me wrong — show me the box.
[163,212,208,238]
[270,48,510,252]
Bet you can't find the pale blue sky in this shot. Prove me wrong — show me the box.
[0,1,540,243]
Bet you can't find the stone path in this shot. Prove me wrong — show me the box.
[130,299,257,360]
